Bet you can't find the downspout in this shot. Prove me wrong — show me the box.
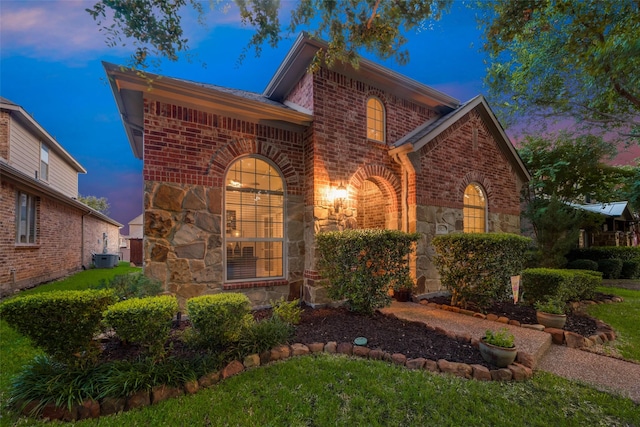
[81,210,90,269]
[390,144,415,233]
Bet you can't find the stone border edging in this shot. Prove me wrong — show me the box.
[20,339,532,422]
[418,297,621,349]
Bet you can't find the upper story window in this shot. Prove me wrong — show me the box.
[40,143,49,181]
[463,183,487,233]
[225,156,285,282]
[367,97,385,143]
[16,191,37,244]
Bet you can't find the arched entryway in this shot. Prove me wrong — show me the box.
[350,166,401,231]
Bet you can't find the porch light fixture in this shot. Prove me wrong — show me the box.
[334,182,348,213]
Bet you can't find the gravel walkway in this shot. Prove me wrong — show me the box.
[537,346,640,403]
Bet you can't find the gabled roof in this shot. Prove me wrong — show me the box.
[571,201,634,219]
[391,95,531,182]
[263,33,460,112]
[0,161,121,227]
[103,63,314,160]
[0,97,86,173]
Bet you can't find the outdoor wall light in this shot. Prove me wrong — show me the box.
[333,182,348,213]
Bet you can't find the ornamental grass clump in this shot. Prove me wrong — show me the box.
[316,229,420,315]
[0,289,117,367]
[102,295,178,360]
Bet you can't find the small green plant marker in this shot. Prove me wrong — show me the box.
[353,337,367,346]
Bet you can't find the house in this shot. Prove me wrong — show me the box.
[0,97,122,296]
[104,34,530,307]
[119,213,144,265]
[573,201,639,247]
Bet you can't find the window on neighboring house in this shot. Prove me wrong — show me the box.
[225,156,285,281]
[16,191,37,244]
[40,143,49,181]
[463,183,487,233]
[367,97,385,142]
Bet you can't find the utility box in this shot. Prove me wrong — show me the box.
[94,253,119,268]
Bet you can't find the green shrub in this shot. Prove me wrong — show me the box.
[103,296,178,360]
[483,328,514,348]
[566,259,599,271]
[597,258,623,279]
[0,289,116,366]
[534,297,566,314]
[271,298,302,325]
[96,272,162,300]
[432,233,531,310]
[316,229,420,315]
[620,258,640,279]
[235,316,294,358]
[569,247,640,262]
[186,293,251,349]
[521,268,601,303]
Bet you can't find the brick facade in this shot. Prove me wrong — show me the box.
[0,179,120,296]
[106,36,528,307]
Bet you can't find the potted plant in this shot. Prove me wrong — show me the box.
[392,276,415,302]
[479,328,517,368]
[534,298,567,329]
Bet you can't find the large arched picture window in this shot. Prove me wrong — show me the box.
[367,97,385,142]
[225,157,284,281]
[463,183,487,233]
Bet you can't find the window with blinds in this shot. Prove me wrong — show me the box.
[463,183,487,233]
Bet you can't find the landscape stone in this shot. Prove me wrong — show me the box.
[508,320,521,327]
[308,342,325,353]
[353,346,371,357]
[497,316,509,324]
[486,314,499,321]
[471,364,492,381]
[437,359,472,379]
[152,385,183,404]
[564,331,586,348]
[198,371,221,388]
[100,397,125,415]
[589,335,604,345]
[243,354,261,368]
[324,342,337,353]
[490,368,513,381]
[126,390,150,411]
[391,353,407,365]
[545,327,565,345]
[521,324,545,331]
[368,349,385,360]
[512,363,533,379]
[337,342,354,355]
[473,313,487,319]
[424,359,439,372]
[507,364,528,381]
[222,360,245,378]
[76,400,100,420]
[40,404,67,421]
[406,358,426,369]
[516,352,534,369]
[291,343,310,356]
[184,380,199,395]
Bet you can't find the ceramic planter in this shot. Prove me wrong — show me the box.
[536,311,567,329]
[479,338,517,368]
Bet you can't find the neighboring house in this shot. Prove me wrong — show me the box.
[573,201,639,247]
[105,34,530,307]
[0,97,122,296]
[119,213,144,265]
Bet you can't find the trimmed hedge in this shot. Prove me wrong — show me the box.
[521,268,602,303]
[569,247,640,262]
[432,233,531,310]
[186,293,251,349]
[0,290,117,366]
[103,295,178,359]
[621,258,640,279]
[597,258,623,279]
[316,229,420,314]
[566,259,599,271]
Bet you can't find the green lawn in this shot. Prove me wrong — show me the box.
[1,269,639,426]
[587,286,640,362]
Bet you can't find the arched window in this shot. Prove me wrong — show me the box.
[463,183,487,233]
[367,97,385,142]
[225,156,284,281]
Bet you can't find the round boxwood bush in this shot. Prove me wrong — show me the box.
[621,258,640,279]
[597,258,623,279]
[186,293,251,349]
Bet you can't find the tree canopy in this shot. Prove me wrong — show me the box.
[87,0,451,70]
[78,194,111,215]
[518,132,635,267]
[478,0,640,142]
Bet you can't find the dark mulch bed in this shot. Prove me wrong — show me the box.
[291,305,489,367]
[425,293,617,338]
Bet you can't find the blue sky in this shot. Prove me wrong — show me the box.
[1,1,493,233]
